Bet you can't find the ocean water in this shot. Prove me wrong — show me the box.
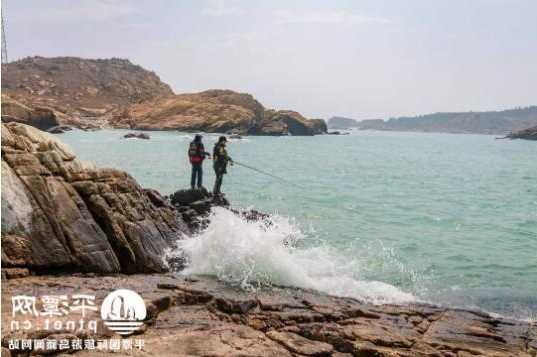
[60,129,537,320]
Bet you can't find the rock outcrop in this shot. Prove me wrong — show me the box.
[1,95,60,131]
[111,89,327,136]
[1,122,187,274]
[2,56,174,128]
[505,125,537,140]
[2,274,535,356]
[250,110,327,136]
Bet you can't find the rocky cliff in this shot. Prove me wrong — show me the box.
[111,89,327,136]
[1,122,186,274]
[2,56,174,128]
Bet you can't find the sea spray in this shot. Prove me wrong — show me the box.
[176,207,415,304]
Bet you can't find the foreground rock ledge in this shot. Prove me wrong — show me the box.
[2,274,535,357]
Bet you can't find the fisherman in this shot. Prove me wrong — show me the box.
[188,134,210,190]
[213,136,233,195]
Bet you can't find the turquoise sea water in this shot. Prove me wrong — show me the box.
[61,129,537,320]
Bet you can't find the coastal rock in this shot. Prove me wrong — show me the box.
[111,89,263,132]
[111,89,327,136]
[1,94,60,131]
[46,125,73,134]
[505,124,537,140]
[266,330,334,355]
[1,274,534,357]
[1,122,188,274]
[251,110,327,136]
[123,132,150,140]
[170,187,212,206]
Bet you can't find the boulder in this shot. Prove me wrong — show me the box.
[123,132,150,139]
[46,125,73,134]
[1,122,189,274]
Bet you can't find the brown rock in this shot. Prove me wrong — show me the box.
[267,330,334,356]
[2,56,173,129]
[1,122,188,273]
[1,267,30,279]
[111,89,326,135]
[0,274,533,357]
[1,95,60,131]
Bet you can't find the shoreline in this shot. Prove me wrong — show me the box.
[2,273,536,356]
[2,122,535,356]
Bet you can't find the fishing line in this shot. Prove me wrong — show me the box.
[233,161,302,189]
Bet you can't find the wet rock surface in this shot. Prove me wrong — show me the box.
[1,274,535,357]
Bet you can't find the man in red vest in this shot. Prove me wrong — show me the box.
[188,134,210,190]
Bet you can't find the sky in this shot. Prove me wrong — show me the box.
[3,0,537,119]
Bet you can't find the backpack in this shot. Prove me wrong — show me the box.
[188,142,202,163]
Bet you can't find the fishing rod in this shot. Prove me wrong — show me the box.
[233,161,302,188]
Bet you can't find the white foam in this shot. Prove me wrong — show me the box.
[176,207,415,304]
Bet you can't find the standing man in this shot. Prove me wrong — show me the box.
[188,134,210,190]
[213,136,233,195]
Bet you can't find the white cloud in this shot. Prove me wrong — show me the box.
[273,9,390,25]
[200,0,243,17]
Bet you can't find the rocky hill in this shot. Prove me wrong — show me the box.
[2,56,325,135]
[2,56,173,128]
[111,89,327,135]
[357,106,537,135]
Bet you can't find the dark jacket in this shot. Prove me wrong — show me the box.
[213,143,232,172]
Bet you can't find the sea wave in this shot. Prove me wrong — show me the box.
[175,207,415,305]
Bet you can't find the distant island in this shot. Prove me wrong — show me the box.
[328,107,537,135]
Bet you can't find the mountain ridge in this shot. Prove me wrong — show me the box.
[327,106,537,135]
